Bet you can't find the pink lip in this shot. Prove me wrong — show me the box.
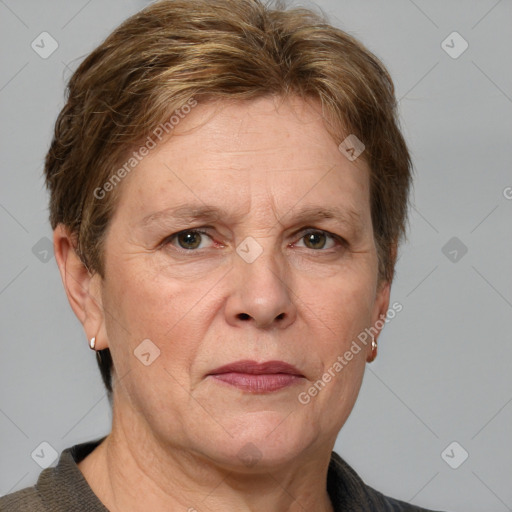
[209,360,303,376]
[207,360,304,393]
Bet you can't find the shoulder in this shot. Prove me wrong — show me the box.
[0,486,46,511]
[365,485,446,512]
[328,450,447,512]
[1,437,108,512]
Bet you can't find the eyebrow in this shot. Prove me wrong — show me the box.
[139,203,363,230]
[277,204,363,229]
[140,205,223,227]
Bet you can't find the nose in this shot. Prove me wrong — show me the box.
[224,247,297,330]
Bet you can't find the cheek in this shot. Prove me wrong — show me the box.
[101,256,222,369]
[297,275,372,430]
[298,268,376,346]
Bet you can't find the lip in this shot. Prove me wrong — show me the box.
[207,360,305,393]
[208,360,304,376]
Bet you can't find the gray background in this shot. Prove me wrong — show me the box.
[1,0,511,510]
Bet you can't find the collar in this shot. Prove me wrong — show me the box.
[35,437,375,511]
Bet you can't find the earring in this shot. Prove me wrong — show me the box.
[89,337,96,350]
[368,335,378,362]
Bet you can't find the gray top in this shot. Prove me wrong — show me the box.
[0,437,445,511]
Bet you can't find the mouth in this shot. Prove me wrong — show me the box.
[207,360,305,393]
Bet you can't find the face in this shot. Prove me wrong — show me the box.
[91,96,390,468]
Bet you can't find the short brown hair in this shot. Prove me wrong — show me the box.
[45,0,413,398]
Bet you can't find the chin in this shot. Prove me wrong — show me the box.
[200,413,317,471]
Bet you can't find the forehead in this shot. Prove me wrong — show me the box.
[115,96,371,226]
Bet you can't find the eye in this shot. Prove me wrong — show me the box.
[166,229,214,250]
[294,229,341,250]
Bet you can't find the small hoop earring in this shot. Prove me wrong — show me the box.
[89,337,96,350]
[368,335,378,363]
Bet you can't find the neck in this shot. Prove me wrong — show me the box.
[78,409,335,512]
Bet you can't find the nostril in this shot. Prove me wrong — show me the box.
[276,313,285,320]
[238,313,251,320]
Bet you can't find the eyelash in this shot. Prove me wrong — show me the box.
[162,227,346,252]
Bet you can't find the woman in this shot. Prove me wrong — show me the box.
[0,0,448,510]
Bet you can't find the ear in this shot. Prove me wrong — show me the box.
[365,279,391,362]
[367,241,397,360]
[371,279,391,332]
[53,224,108,350]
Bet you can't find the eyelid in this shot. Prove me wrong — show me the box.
[162,226,345,251]
[291,227,345,248]
[162,227,216,251]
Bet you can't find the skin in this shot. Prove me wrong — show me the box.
[54,95,392,512]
